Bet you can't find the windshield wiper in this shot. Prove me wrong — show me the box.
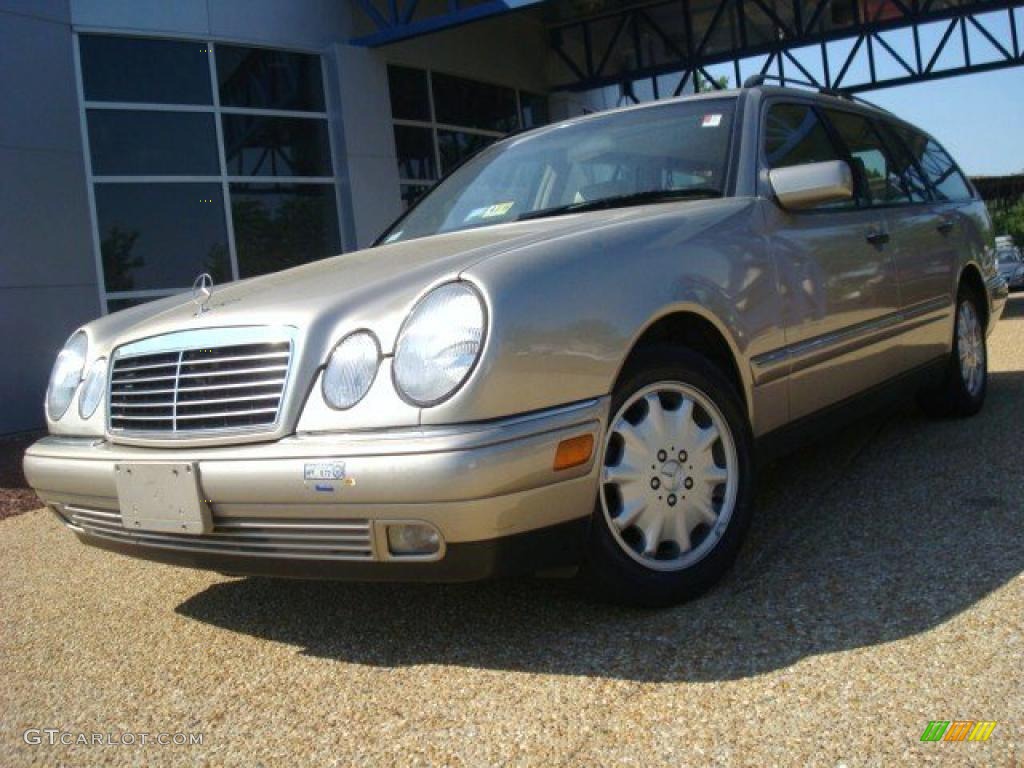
[517,187,722,222]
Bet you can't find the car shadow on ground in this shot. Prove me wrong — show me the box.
[177,308,1024,682]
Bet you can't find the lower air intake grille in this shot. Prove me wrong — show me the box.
[64,506,376,561]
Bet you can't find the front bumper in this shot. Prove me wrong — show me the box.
[24,399,607,581]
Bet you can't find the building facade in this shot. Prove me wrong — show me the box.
[1,0,627,434]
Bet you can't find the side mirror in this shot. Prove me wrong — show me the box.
[769,160,853,210]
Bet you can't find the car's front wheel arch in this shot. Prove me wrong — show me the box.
[957,263,989,331]
[617,310,749,420]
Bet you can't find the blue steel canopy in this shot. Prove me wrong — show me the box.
[351,0,1024,94]
[350,0,548,46]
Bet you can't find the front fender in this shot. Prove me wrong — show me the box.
[423,199,782,430]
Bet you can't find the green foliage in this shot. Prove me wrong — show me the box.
[991,198,1024,245]
[695,73,730,92]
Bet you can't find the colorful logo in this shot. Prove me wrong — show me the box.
[920,721,997,742]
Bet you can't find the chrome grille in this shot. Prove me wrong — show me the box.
[64,505,376,561]
[108,328,292,437]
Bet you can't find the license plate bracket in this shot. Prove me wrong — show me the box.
[114,462,211,535]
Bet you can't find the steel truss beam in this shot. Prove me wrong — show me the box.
[550,0,1024,96]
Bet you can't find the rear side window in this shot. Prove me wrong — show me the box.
[893,127,973,202]
[824,109,910,206]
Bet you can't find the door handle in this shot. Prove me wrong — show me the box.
[865,230,890,246]
[936,219,955,235]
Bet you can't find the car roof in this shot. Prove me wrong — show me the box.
[495,82,929,157]
[531,83,897,131]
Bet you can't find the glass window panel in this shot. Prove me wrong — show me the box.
[400,183,430,209]
[764,104,841,168]
[87,110,220,176]
[825,109,910,205]
[896,127,973,202]
[520,92,549,129]
[221,115,332,177]
[438,130,497,175]
[875,121,930,203]
[388,65,431,121]
[230,183,341,278]
[431,72,518,132]
[384,99,737,244]
[216,45,325,112]
[94,183,230,292]
[79,34,213,105]
[394,125,436,180]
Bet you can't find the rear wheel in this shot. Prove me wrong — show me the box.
[583,347,754,608]
[918,286,988,418]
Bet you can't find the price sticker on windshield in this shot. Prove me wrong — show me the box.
[701,114,722,127]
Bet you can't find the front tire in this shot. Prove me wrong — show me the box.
[582,346,754,608]
[918,286,988,418]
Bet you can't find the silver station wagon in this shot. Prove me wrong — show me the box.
[25,82,1007,607]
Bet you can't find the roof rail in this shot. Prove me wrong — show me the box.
[741,74,891,113]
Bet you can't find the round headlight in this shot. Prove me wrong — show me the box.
[78,357,108,419]
[46,331,88,420]
[322,331,380,409]
[393,282,486,406]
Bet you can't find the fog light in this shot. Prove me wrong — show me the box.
[386,523,441,556]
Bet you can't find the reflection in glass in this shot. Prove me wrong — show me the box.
[388,65,431,121]
[765,104,840,168]
[80,35,212,105]
[216,45,325,112]
[400,184,430,209]
[394,125,436,180]
[94,183,229,292]
[897,128,973,202]
[230,183,341,278]
[431,73,518,132]
[437,130,497,175]
[221,115,332,177]
[519,92,550,129]
[88,110,220,176]
[825,109,909,205]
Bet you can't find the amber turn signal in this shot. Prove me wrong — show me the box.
[553,434,594,471]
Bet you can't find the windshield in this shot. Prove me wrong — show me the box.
[997,249,1021,264]
[380,98,737,244]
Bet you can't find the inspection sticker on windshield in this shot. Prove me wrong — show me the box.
[701,114,722,127]
[482,201,514,218]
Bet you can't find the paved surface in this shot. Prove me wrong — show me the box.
[0,431,43,520]
[3,296,1023,767]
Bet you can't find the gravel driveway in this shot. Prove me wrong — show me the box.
[3,296,1022,767]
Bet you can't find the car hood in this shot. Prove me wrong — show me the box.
[83,199,737,359]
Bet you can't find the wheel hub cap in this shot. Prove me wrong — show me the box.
[957,300,985,397]
[600,382,739,572]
